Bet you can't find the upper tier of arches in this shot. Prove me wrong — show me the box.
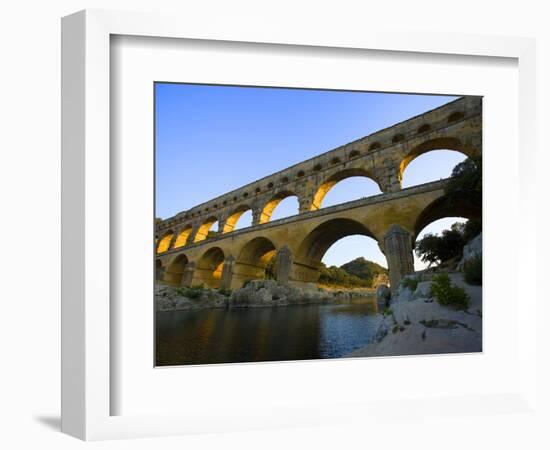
[155,98,481,253]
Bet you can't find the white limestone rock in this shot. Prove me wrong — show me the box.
[156,280,377,310]
[346,273,482,358]
[458,233,482,270]
[376,284,391,303]
[155,284,228,311]
[413,281,433,300]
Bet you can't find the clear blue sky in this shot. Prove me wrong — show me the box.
[156,83,467,270]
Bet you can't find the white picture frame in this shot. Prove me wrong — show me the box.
[61,9,538,441]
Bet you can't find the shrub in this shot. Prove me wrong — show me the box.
[219,287,232,297]
[430,273,470,310]
[401,276,419,292]
[175,285,204,299]
[464,253,482,285]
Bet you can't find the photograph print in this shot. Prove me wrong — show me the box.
[154,84,482,366]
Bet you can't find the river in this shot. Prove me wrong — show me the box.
[156,298,382,366]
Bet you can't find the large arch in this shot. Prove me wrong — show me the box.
[223,204,252,233]
[156,230,174,253]
[294,218,380,285]
[399,137,479,181]
[164,254,189,286]
[310,168,383,211]
[194,247,225,288]
[413,195,481,241]
[298,218,376,263]
[259,191,298,223]
[231,237,278,288]
[194,217,219,242]
[401,149,466,188]
[320,234,389,288]
[173,226,193,248]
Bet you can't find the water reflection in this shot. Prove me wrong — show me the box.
[156,298,382,366]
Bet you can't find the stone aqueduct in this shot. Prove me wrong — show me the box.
[155,96,482,291]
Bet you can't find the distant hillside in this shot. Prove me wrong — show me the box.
[340,257,389,287]
[318,257,389,288]
[318,263,371,288]
[266,255,389,288]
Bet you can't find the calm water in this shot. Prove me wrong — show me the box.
[156,299,382,366]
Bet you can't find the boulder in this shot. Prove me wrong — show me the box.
[230,280,303,307]
[155,285,228,311]
[394,285,414,303]
[458,233,482,270]
[156,279,378,310]
[376,284,391,303]
[413,281,432,300]
[345,273,483,358]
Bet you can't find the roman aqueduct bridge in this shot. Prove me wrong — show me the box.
[155,96,482,291]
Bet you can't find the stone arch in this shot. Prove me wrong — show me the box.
[194,217,219,242]
[399,137,479,181]
[413,195,481,241]
[297,218,377,266]
[173,226,193,248]
[223,204,252,233]
[369,142,381,151]
[392,133,405,143]
[292,218,381,287]
[156,230,174,253]
[259,191,298,223]
[310,168,383,211]
[165,253,189,286]
[238,237,277,267]
[417,123,431,134]
[228,237,278,289]
[447,111,465,123]
[194,247,225,288]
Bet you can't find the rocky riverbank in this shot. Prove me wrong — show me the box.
[156,279,376,312]
[345,272,482,357]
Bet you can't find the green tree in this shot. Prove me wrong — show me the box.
[415,233,443,266]
[444,155,482,210]
[415,220,480,267]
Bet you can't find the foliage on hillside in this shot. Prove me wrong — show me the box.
[265,255,387,288]
[318,262,372,288]
[340,257,389,286]
[415,156,482,268]
[444,155,482,210]
[415,219,481,267]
